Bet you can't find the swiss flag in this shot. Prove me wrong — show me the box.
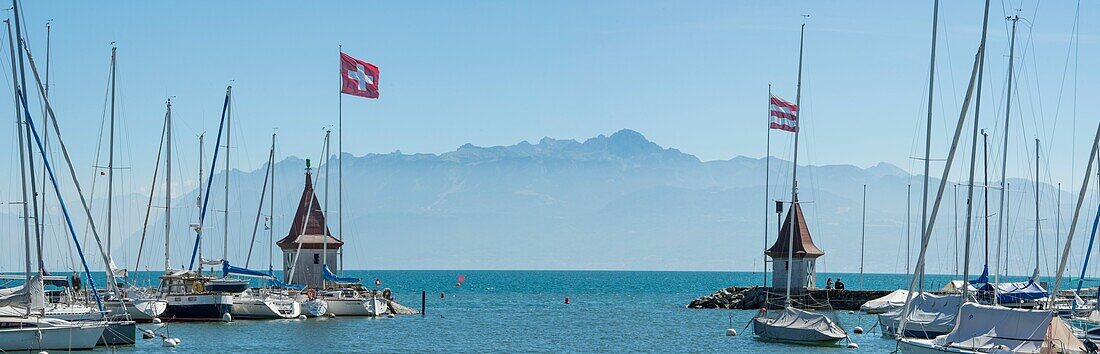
[340,52,379,99]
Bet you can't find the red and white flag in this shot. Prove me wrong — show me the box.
[340,52,380,99]
[769,95,798,132]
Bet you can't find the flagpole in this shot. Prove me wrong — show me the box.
[763,84,771,288]
[338,44,344,276]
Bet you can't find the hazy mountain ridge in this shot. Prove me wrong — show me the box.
[12,129,1075,276]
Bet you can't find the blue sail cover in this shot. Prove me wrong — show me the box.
[978,281,1049,303]
[222,261,275,280]
[268,277,306,290]
[969,265,990,284]
[323,265,360,284]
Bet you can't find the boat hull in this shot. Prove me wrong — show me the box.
[105,298,167,322]
[162,294,233,321]
[0,321,106,351]
[99,320,137,345]
[326,297,388,317]
[898,338,976,353]
[303,299,328,317]
[231,297,301,319]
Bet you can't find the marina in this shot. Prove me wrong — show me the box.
[5,0,1100,352]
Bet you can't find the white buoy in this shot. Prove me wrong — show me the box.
[298,315,307,320]
[725,328,737,336]
[847,342,859,349]
[171,338,181,345]
[38,351,48,354]
[162,338,177,347]
[151,318,162,324]
[853,326,864,334]
[327,313,336,318]
[387,313,395,318]
[140,329,156,339]
[848,310,855,314]
[221,313,232,322]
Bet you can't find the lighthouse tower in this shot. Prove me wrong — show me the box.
[276,161,342,289]
[765,198,824,291]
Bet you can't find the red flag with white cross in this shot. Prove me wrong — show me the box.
[340,52,379,99]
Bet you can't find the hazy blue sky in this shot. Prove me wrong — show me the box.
[4,0,1099,192]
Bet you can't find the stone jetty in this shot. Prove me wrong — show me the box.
[687,286,893,311]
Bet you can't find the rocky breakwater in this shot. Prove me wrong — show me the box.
[687,286,893,311]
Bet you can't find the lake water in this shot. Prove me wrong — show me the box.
[91,270,1068,353]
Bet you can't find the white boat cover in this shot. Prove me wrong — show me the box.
[753,307,847,343]
[0,274,45,316]
[940,280,978,293]
[936,303,1087,353]
[861,289,909,314]
[878,293,960,337]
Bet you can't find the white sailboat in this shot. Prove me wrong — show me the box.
[751,20,847,346]
[897,1,1088,353]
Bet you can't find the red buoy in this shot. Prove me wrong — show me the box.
[564,297,571,304]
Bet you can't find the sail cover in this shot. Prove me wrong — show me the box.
[222,261,275,280]
[0,274,45,316]
[878,293,960,338]
[977,281,1048,304]
[323,265,360,284]
[937,303,1086,353]
[752,307,847,343]
[861,289,909,314]
[268,277,306,290]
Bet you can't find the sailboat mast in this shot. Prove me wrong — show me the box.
[1034,138,1040,280]
[107,45,116,262]
[918,0,940,291]
[11,2,42,279]
[783,21,806,306]
[224,88,231,263]
[164,100,172,272]
[197,133,204,272]
[323,129,331,288]
[269,132,276,273]
[960,0,992,309]
[6,18,33,318]
[996,14,1020,285]
[859,184,866,290]
[983,130,990,270]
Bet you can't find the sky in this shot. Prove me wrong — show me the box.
[0,1,1097,208]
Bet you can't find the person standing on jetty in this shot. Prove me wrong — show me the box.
[825,278,833,289]
[834,278,845,290]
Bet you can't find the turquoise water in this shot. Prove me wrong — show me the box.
[81,270,1082,353]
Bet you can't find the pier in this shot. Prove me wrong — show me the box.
[687,286,893,311]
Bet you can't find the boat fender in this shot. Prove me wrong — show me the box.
[162,338,177,347]
[221,312,232,322]
[151,318,162,324]
[192,281,205,294]
[307,289,317,300]
[298,315,307,320]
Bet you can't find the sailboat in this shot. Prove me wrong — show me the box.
[160,89,235,322]
[91,44,167,324]
[0,2,110,349]
[897,1,1088,352]
[972,14,1049,311]
[230,132,303,320]
[877,0,966,339]
[750,21,847,346]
